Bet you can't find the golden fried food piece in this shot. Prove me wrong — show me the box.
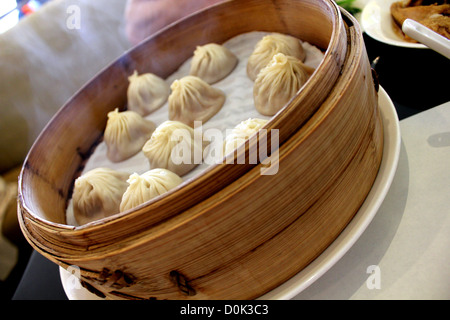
[421,12,450,39]
[391,0,450,42]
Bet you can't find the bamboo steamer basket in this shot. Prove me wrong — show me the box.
[17,0,383,300]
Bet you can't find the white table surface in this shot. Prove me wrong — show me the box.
[293,101,450,300]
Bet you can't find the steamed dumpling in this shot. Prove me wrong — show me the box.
[247,33,306,81]
[120,169,183,212]
[253,53,314,116]
[127,70,170,116]
[72,168,129,225]
[168,76,225,127]
[142,120,206,176]
[189,43,238,84]
[104,108,156,162]
[224,118,268,155]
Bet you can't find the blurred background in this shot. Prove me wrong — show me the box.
[0,0,132,299]
[1,1,49,33]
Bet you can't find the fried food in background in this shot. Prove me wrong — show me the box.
[391,0,450,42]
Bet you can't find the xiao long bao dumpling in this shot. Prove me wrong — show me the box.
[120,169,183,212]
[104,108,156,162]
[142,120,206,176]
[247,32,306,81]
[253,53,315,116]
[72,167,129,225]
[127,70,170,116]
[223,118,268,156]
[189,43,238,84]
[168,75,225,127]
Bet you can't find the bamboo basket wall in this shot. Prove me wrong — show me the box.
[17,0,383,300]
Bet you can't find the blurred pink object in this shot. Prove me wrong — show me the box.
[125,0,224,45]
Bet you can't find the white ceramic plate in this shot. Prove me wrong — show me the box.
[60,86,401,300]
[361,0,427,48]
